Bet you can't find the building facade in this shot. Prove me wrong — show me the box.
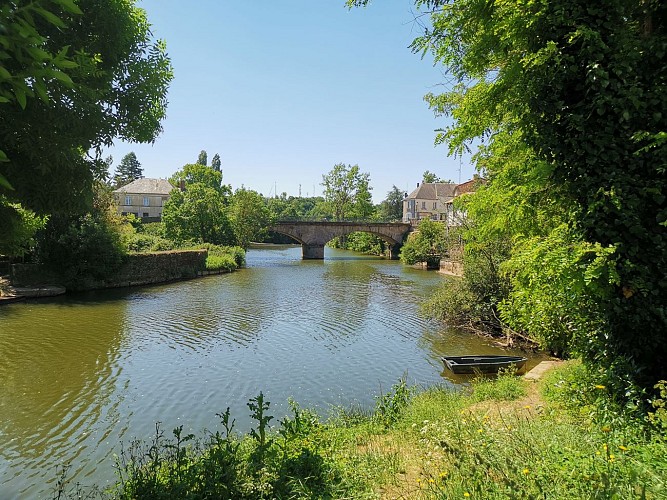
[113,178,175,221]
[402,178,483,225]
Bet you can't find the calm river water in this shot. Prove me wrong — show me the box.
[0,245,535,498]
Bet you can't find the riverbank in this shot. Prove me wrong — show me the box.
[56,360,666,499]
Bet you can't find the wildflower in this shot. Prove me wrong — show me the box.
[601,425,611,432]
[619,445,628,451]
[478,428,484,433]
[594,385,606,390]
[523,468,529,474]
[609,454,615,462]
[429,479,435,484]
[523,405,531,409]
[439,471,448,479]
[603,444,608,450]
[596,451,601,456]
[464,493,470,497]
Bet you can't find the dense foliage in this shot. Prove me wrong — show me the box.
[351,0,667,401]
[0,0,172,215]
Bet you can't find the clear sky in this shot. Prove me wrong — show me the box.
[106,0,476,202]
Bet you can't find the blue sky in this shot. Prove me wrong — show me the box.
[106,1,475,202]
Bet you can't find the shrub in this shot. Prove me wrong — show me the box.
[35,212,126,288]
[205,254,236,272]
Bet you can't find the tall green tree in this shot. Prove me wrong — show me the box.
[0,0,172,215]
[211,153,221,172]
[228,188,273,249]
[350,0,667,396]
[162,184,233,245]
[169,163,230,197]
[321,163,373,221]
[163,163,233,244]
[113,152,143,188]
[378,185,405,221]
[197,150,208,166]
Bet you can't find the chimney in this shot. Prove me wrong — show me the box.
[417,182,420,187]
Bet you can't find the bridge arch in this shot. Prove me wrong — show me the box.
[269,221,411,260]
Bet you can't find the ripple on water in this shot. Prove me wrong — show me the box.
[0,246,528,497]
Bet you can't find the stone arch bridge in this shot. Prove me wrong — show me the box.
[269,221,411,259]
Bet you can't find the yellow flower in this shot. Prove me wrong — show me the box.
[601,425,611,432]
[596,451,601,456]
[523,405,531,409]
[439,471,448,479]
[594,384,606,390]
[478,428,484,433]
[429,479,435,484]
[619,445,628,451]
[464,493,470,498]
[523,468,530,474]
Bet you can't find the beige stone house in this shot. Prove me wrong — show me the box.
[113,178,175,221]
[402,178,483,225]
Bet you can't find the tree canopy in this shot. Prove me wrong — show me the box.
[163,163,233,245]
[350,0,667,399]
[0,0,172,215]
[321,163,373,221]
[113,152,143,188]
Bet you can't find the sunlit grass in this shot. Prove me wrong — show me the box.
[55,364,667,499]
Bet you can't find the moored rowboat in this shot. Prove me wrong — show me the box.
[442,355,528,374]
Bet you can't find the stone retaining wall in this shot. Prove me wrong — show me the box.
[439,259,463,277]
[11,250,208,291]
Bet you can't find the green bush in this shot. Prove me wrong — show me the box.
[205,253,236,272]
[35,213,126,289]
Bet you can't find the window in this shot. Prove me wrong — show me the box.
[143,197,150,207]
[433,201,437,209]
[143,212,149,217]
[421,201,426,209]
[124,195,131,206]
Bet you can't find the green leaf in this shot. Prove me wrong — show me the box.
[0,173,13,190]
[0,96,10,103]
[0,66,11,80]
[14,87,27,109]
[52,0,84,15]
[34,79,49,103]
[50,69,73,85]
[55,59,78,69]
[33,7,66,28]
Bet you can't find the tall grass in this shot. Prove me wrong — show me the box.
[54,365,667,499]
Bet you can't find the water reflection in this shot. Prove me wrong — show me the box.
[0,295,129,497]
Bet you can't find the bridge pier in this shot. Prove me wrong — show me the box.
[302,243,325,259]
[387,243,401,260]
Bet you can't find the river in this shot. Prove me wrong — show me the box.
[0,245,534,498]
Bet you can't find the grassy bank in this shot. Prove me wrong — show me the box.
[58,363,667,499]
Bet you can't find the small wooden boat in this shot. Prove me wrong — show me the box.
[441,355,528,374]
